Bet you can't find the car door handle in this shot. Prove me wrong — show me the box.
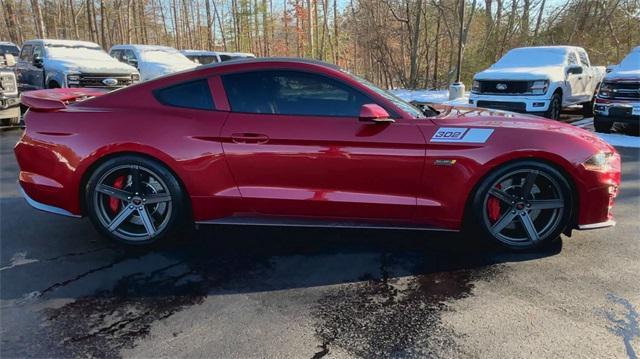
[231,133,270,144]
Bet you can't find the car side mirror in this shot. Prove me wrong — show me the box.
[567,66,583,75]
[32,54,43,68]
[359,104,394,123]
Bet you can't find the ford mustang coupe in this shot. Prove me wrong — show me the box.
[15,59,620,250]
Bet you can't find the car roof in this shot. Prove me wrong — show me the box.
[111,44,178,52]
[24,39,102,48]
[197,57,341,71]
[510,45,583,53]
[0,41,18,46]
[181,50,218,56]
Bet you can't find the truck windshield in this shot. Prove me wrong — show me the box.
[45,44,113,61]
[493,49,567,68]
[140,49,194,65]
[0,45,19,57]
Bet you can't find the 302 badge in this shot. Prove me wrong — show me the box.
[430,127,495,143]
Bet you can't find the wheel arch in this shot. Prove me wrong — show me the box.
[461,153,580,233]
[77,149,192,216]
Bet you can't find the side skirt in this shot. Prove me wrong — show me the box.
[196,216,459,232]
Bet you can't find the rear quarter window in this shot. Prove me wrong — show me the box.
[153,79,215,110]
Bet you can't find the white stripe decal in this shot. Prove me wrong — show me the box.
[431,127,494,143]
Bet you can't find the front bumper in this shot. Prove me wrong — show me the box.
[468,94,551,113]
[593,99,640,124]
[0,95,20,110]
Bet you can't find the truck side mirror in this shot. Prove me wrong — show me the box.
[32,54,43,68]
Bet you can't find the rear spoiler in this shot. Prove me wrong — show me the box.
[21,88,109,112]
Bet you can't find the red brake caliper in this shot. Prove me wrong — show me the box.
[487,184,502,222]
[109,176,125,213]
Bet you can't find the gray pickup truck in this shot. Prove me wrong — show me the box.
[0,45,20,126]
[16,39,139,91]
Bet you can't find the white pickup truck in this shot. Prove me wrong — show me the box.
[469,46,606,120]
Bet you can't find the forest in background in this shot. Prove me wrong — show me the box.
[1,0,639,88]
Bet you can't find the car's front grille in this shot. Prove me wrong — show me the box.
[0,72,17,94]
[606,82,640,100]
[79,74,132,88]
[477,100,527,113]
[478,80,530,95]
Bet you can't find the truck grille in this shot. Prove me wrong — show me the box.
[478,80,530,95]
[79,74,132,89]
[477,100,527,113]
[606,82,640,100]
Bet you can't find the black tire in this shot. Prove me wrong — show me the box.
[581,101,594,116]
[594,116,613,133]
[85,155,190,246]
[544,92,562,120]
[47,81,60,89]
[469,160,573,250]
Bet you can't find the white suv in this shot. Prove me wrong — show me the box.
[110,45,197,81]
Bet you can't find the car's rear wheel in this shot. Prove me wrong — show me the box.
[471,161,572,250]
[85,155,188,246]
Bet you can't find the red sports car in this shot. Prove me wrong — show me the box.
[15,59,621,250]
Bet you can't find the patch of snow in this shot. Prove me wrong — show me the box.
[389,89,469,105]
[45,43,113,61]
[605,46,640,80]
[0,252,39,271]
[491,47,568,68]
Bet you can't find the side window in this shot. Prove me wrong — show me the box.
[222,70,371,117]
[567,52,578,66]
[32,45,43,58]
[153,79,214,110]
[110,49,123,61]
[19,45,33,61]
[578,51,590,67]
[124,49,137,61]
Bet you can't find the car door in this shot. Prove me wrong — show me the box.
[577,49,595,100]
[219,70,425,221]
[15,44,33,91]
[30,44,45,89]
[565,51,585,103]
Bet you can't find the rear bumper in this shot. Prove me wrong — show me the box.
[578,219,615,230]
[19,184,80,218]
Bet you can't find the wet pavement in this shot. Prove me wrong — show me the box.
[1,129,639,358]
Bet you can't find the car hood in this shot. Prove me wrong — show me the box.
[45,58,137,74]
[138,61,198,81]
[604,68,640,82]
[427,105,613,152]
[474,66,564,81]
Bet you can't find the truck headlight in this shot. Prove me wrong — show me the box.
[66,73,81,87]
[131,73,140,83]
[598,83,612,98]
[471,80,480,93]
[583,152,620,172]
[0,74,17,93]
[528,80,549,95]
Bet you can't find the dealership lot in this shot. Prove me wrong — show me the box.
[1,128,638,358]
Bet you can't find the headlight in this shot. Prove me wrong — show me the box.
[528,80,549,95]
[472,80,480,93]
[0,74,17,93]
[131,73,140,82]
[598,82,613,98]
[583,152,620,172]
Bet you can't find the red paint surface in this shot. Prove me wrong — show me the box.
[14,60,621,230]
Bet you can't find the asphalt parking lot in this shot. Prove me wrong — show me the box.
[1,128,639,358]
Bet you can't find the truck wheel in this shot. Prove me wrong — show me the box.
[581,101,594,116]
[594,116,612,133]
[545,93,561,120]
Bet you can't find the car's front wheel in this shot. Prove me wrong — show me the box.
[85,155,189,246]
[471,161,573,250]
[544,93,562,120]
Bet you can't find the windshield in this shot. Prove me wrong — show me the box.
[45,44,113,61]
[617,50,640,71]
[345,72,426,119]
[493,48,567,68]
[187,55,218,64]
[0,45,19,57]
[139,49,193,65]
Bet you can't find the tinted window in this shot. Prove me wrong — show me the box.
[110,49,123,61]
[19,45,33,61]
[154,79,214,110]
[0,45,19,56]
[578,51,590,67]
[567,52,578,66]
[222,70,372,116]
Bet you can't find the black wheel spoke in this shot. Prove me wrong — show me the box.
[137,207,157,237]
[489,187,514,204]
[145,193,171,204]
[491,211,518,234]
[108,205,135,232]
[522,171,538,196]
[519,212,540,242]
[131,166,142,194]
[96,184,132,201]
[529,199,564,210]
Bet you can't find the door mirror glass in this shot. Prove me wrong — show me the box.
[359,104,394,123]
[567,66,583,75]
[32,54,43,68]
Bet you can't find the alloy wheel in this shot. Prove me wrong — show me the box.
[482,169,565,247]
[92,164,173,241]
